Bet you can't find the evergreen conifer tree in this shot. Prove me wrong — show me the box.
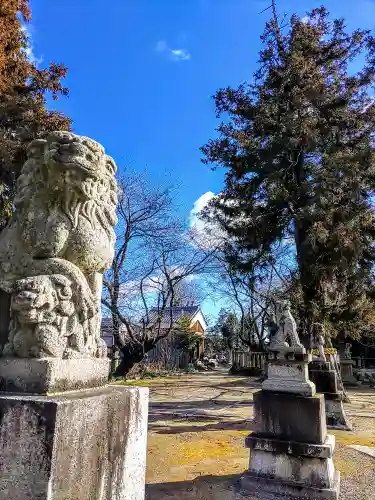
[202,3,375,336]
[0,0,71,228]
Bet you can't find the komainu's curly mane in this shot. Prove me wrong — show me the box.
[0,131,119,361]
[14,131,118,235]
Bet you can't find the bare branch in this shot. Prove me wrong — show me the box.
[104,170,215,376]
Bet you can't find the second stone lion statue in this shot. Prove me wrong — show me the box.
[0,131,118,359]
[268,299,303,350]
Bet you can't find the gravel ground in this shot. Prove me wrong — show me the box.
[142,371,375,500]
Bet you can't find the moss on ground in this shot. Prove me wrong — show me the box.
[147,425,375,487]
[112,377,179,387]
[332,430,375,447]
[118,370,375,499]
[147,427,250,483]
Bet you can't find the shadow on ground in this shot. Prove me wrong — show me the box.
[150,419,255,434]
[146,463,374,500]
[210,379,262,390]
[148,399,254,430]
[150,399,253,414]
[146,473,246,500]
[173,377,261,391]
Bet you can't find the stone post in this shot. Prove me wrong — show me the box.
[242,345,340,499]
[340,358,357,385]
[0,132,149,500]
[340,343,358,386]
[309,360,352,430]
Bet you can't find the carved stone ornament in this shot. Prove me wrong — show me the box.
[312,322,327,362]
[268,300,303,351]
[0,131,118,361]
[343,342,352,359]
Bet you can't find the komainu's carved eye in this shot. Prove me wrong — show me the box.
[56,286,73,301]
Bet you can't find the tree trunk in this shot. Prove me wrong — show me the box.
[0,290,10,352]
[113,349,142,377]
[296,227,320,333]
[111,308,121,347]
[227,347,233,365]
[292,150,318,333]
[114,340,156,377]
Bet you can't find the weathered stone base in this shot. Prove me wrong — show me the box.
[0,357,110,393]
[340,359,358,386]
[262,378,316,397]
[262,352,316,397]
[309,362,339,393]
[325,394,352,431]
[245,433,336,459]
[243,434,340,499]
[0,385,149,500]
[245,434,337,486]
[241,471,340,500]
[309,362,352,431]
[242,389,340,500]
[253,390,327,443]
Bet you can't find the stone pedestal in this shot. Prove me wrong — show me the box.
[252,390,327,443]
[243,433,339,499]
[241,350,340,500]
[0,131,148,500]
[309,361,352,431]
[261,350,315,396]
[340,358,357,386]
[0,357,110,394]
[0,384,149,500]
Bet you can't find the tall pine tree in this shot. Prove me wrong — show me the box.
[202,4,375,338]
[0,0,71,228]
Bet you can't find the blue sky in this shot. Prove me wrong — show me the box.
[28,0,375,321]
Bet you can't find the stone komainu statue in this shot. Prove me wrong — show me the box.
[312,322,327,361]
[268,299,303,350]
[0,131,118,359]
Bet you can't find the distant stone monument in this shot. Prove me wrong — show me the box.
[309,324,352,430]
[263,300,314,396]
[312,323,327,362]
[242,301,340,499]
[0,132,148,500]
[343,342,351,359]
[267,300,303,350]
[340,342,357,385]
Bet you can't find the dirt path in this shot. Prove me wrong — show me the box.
[140,370,375,500]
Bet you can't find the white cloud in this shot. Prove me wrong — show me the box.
[21,24,43,66]
[301,15,309,24]
[189,191,227,250]
[118,265,191,298]
[170,49,191,61]
[155,40,191,62]
[189,191,215,231]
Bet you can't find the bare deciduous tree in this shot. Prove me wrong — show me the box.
[207,242,295,351]
[102,172,214,376]
[172,278,203,306]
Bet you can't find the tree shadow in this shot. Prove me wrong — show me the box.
[209,379,262,390]
[150,400,254,411]
[146,473,247,500]
[345,385,375,395]
[149,399,254,427]
[150,419,255,435]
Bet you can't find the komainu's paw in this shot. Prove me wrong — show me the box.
[75,282,98,322]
